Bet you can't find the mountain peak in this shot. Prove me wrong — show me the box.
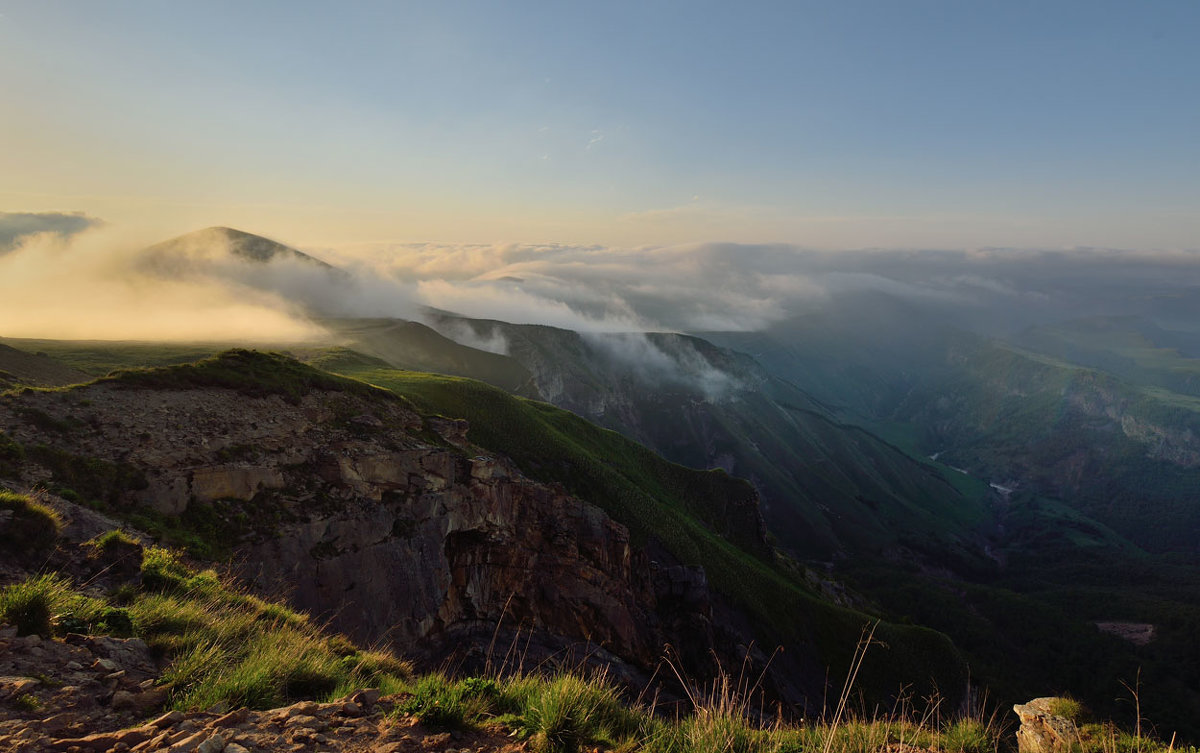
[145,226,334,269]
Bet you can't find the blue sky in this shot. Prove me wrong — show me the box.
[1,1,1197,248]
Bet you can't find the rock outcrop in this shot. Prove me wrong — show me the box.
[0,371,769,695]
[1013,698,1080,753]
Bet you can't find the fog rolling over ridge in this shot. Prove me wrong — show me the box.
[4,212,1200,345]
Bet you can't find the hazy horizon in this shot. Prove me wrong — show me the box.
[3,2,1199,250]
[4,214,1199,343]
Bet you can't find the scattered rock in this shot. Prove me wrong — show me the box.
[195,733,226,753]
[150,710,186,729]
[350,688,380,708]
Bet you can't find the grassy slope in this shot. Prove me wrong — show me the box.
[12,546,1170,753]
[319,318,541,398]
[0,337,228,376]
[425,318,985,563]
[328,360,967,701]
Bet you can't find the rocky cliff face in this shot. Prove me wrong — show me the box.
[0,375,764,692]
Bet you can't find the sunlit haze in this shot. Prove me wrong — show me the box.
[2,1,1198,249]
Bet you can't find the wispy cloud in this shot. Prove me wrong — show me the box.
[0,211,104,253]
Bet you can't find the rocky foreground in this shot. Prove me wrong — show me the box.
[0,627,525,753]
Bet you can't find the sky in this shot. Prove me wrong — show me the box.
[1,0,1198,249]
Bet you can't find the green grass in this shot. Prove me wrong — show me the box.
[0,430,25,478]
[2,544,1188,752]
[0,571,135,638]
[0,490,62,556]
[23,444,148,509]
[1045,696,1086,722]
[126,546,412,710]
[98,349,400,406]
[85,528,140,554]
[507,672,644,753]
[0,339,227,377]
[0,573,72,636]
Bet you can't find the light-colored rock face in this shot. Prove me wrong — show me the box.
[1013,698,1080,753]
[0,381,732,684]
[189,466,285,505]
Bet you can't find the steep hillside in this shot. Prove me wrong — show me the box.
[703,312,1200,737]
[321,318,541,398]
[0,350,967,713]
[421,315,986,564]
[895,338,1200,555]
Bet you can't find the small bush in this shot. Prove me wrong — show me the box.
[23,445,147,508]
[400,673,493,729]
[0,490,62,555]
[0,574,72,637]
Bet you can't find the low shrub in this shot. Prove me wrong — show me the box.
[0,573,72,637]
[0,490,62,556]
[400,673,499,729]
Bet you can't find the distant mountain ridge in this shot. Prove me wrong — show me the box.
[141,226,336,270]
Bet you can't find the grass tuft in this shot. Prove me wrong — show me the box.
[85,528,140,554]
[511,672,642,753]
[1046,696,1087,722]
[0,573,72,637]
[0,490,62,556]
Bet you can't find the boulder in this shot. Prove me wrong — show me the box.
[1013,697,1080,753]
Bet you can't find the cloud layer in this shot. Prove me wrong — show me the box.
[4,212,1199,346]
[332,241,1200,336]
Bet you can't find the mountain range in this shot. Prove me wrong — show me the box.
[3,227,1199,737]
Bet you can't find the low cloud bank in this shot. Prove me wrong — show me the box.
[5,213,1199,347]
[334,241,1200,335]
[0,225,324,342]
